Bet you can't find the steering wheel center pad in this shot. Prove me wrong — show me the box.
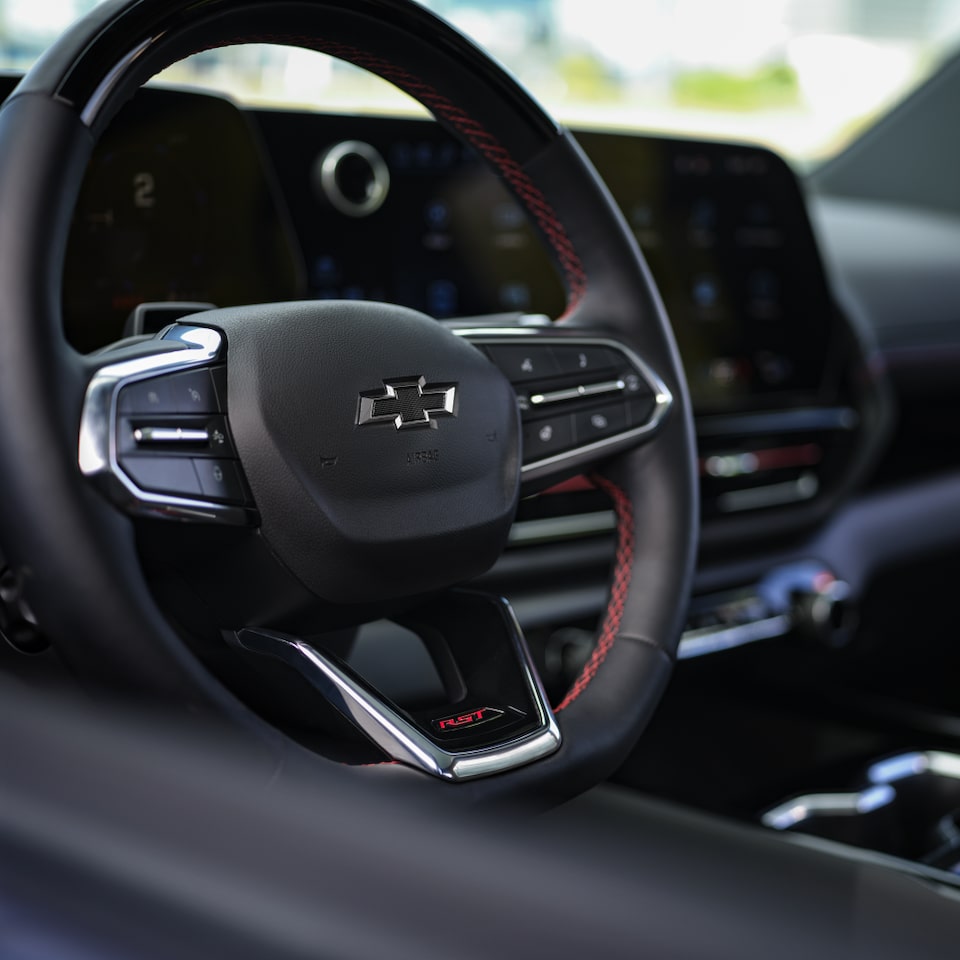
[207,301,520,602]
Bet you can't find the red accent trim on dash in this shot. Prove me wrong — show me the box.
[555,475,634,712]
[206,33,587,313]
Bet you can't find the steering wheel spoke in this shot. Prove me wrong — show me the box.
[78,323,256,525]
[231,590,560,781]
[456,324,673,490]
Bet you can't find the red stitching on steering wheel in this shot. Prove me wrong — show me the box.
[555,476,634,712]
[203,33,587,311]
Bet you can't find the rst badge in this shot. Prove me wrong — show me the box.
[431,707,505,735]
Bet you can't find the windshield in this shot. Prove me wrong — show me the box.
[2,0,960,163]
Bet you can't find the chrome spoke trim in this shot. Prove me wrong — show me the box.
[233,596,561,782]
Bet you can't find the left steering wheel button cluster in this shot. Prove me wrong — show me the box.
[111,361,252,510]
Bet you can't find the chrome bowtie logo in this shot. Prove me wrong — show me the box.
[357,376,458,430]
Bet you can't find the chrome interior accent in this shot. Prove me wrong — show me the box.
[762,785,896,831]
[530,379,626,406]
[318,140,390,217]
[233,596,561,782]
[677,614,790,660]
[133,426,211,445]
[717,473,819,513]
[868,751,960,785]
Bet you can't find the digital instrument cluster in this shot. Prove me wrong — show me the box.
[10,82,305,353]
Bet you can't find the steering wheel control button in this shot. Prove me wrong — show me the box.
[168,368,222,414]
[116,364,226,417]
[121,457,202,498]
[523,415,574,458]
[193,459,247,504]
[575,403,628,441]
[133,425,211,446]
[623,370,654,397]
[117,415,236,458]
[117,376,175,414]
[529,378,627,408]
[487,345,560,382]
[552,345,620,376]
[198,416,235,457]
[627,394,658,426]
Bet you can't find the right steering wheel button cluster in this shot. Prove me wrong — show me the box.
[475,335,671,476]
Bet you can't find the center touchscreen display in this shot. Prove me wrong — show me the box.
[267,110,838,417]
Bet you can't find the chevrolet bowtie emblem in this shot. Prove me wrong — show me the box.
[357,376,458,430]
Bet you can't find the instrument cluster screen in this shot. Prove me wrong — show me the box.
[59,87,304,352]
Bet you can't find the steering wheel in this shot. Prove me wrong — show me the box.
[0,0,697,803]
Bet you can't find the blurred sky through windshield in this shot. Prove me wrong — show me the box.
[2,0,959,163]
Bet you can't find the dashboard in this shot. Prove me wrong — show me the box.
[0,75,884,541]
[43,81,842,416]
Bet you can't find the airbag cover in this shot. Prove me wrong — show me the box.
[197,302,520,603]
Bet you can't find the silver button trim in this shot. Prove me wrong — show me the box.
[133,426,211,445]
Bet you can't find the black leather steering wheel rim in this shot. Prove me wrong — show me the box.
[0,0,698,803]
